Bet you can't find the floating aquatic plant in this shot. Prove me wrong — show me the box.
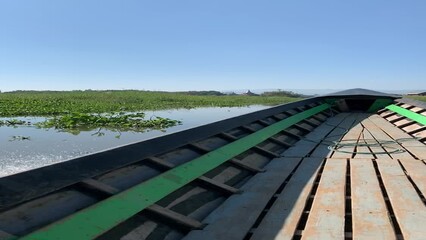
[35,112,182,134]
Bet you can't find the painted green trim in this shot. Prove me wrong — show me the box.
[367,98,394,113]
[385,104,426,125]
[324,98,337,105]
[20,103,330,240]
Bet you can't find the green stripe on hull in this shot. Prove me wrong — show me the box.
[385,104,426,125]
[367,98,394,113]
[20,103,331,240]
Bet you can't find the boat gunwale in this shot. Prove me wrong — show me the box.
[0,97,323,210]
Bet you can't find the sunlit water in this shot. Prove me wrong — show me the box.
[0,106,270,177]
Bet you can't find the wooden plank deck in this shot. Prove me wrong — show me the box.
[301,158,347,239]
[250,157,324,240]
[376,158,426,239]
[350,159,394,239]
[185,113,426,240]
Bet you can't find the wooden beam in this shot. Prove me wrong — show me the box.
[184,157,303,240]
[190,142,280,162]
[79,178,204,230]
[389,116,406,123]
[282,130,303,140]
[145,204,205,230]
[220,132,238,140]
[381,111,397,118]
[241,125,259,132]
[80,178,120,195]
[266,137,293,148]
[194,136,266,172]
[293,123,312,133]
[228,159,265,173]
[407,126,426,135]
[147,156,241,195]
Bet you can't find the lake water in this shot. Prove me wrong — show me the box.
[0,106,270,177]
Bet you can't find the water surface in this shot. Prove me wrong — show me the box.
[0,106,270,177]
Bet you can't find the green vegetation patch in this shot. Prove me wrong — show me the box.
[0,90,301,117]
[0,90,300,134]
[405,95,426,102]
[35,112,181,135]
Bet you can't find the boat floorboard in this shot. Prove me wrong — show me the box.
[185,113,426,240]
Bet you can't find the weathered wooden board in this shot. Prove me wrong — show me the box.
[250,157,324,240]
[353,127,374,159]
[282,114,349,158]
[331,114,367,158]
[301,158,347,240]
[360,129,391,159]
[398,158,426,198]
[376,158,426,239]
[184,157,302,240]
[369,115,426,159]
[362,117,413,159]
[351,159,394,239]
[310,113,359,158]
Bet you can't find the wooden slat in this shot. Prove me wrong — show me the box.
[250,157,324,240]
[408,126,426,135]
[80,178,120,194]
[331,115,366,158]
[395,119,415,128]
[309,113,358,158]
[376,158,426,239]
[369,115,426,159]
[146,204,205,230]
[380,111,397,118]
[227,159,265,173]
[360,129,392,159]
[303,118,322,126]
[402,123,423,134]
[221,131,295,159]
[408,106,425,113]
[255,120,294,148]
[354,128,374,159]
[301,158,347,240]
[399,158,426,198]
[191,142,280,161]
[252,146,281,158]
[283,113,349,158]
[241,125,261,132]
[219,132,238,140]
[362,117,414,159]
[282,129,303,139]
[184,157,302,240]
[240,126,289,156]
[267,137,293,148]
[79,178,204,230]
[293,123,312,133]
[386,114,403,122]
[351,159,395,239]
[147,156,241,195]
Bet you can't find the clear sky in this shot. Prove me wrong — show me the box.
[0,0,425,92]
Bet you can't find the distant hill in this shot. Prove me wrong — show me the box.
[261,90,305,98]
[181,91,225,96]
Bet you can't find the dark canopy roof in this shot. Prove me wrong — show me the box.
[320,88,400,99]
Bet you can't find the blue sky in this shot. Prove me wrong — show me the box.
[0,0,425,92]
